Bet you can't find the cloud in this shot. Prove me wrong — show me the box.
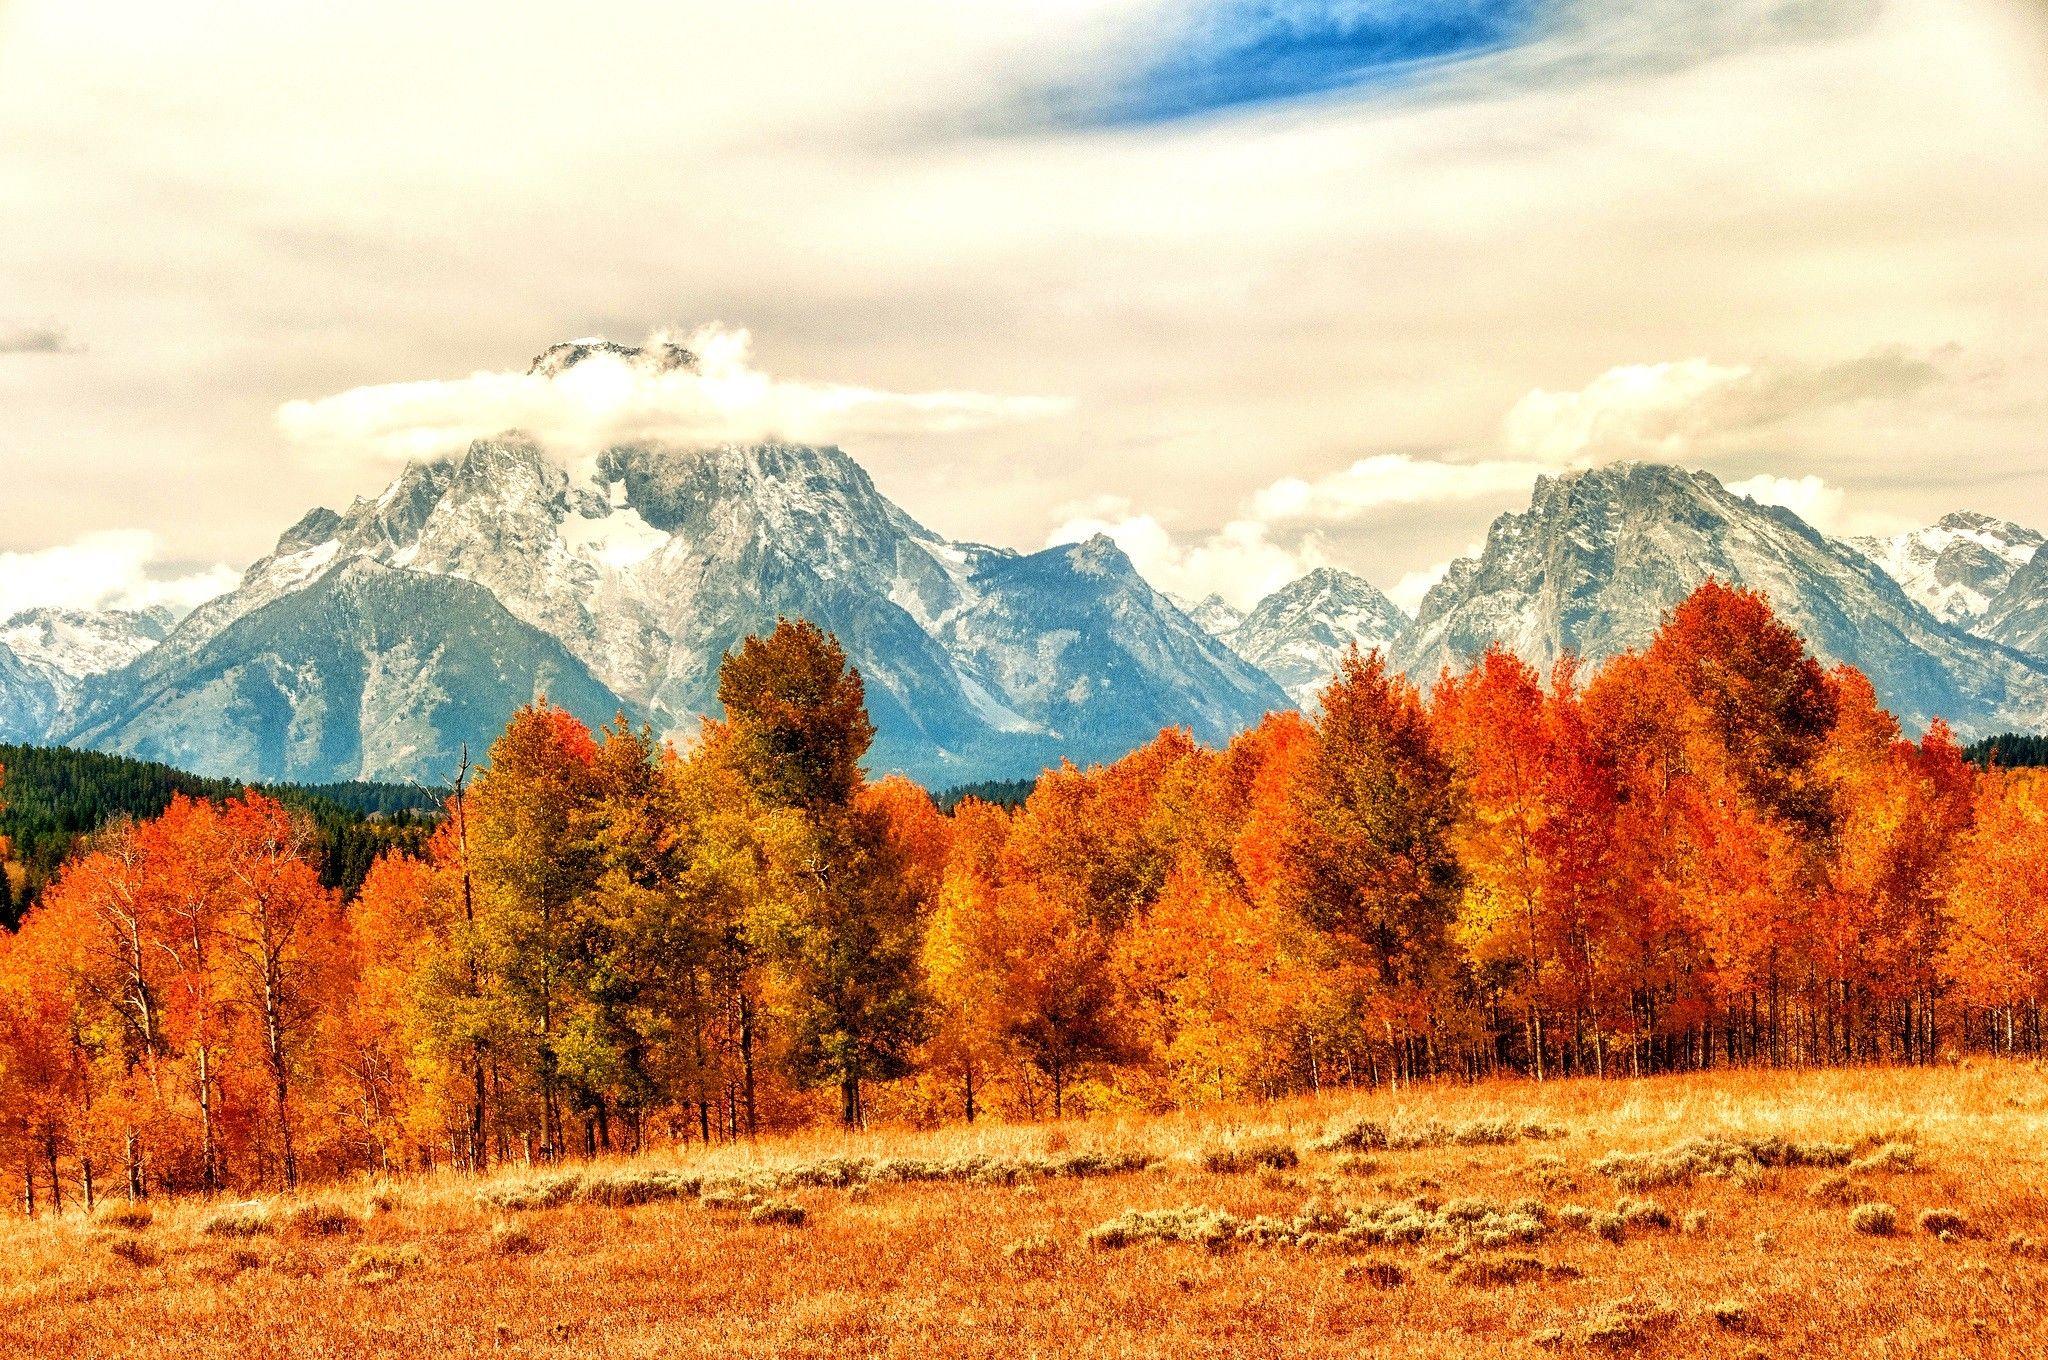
[1049,345,1942,610]
[1503,349,1946,464]
[278,324,1073,467]
[1724,471,1910,539]
[0,531,236,621]
[1047,496,1331,609]
[1388,551,1473,614]
[0,322,77,355]
[1251,453,1551,523]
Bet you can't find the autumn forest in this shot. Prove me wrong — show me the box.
[4,582,2048,1214]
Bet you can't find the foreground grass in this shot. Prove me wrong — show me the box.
[7,1062,2047,1358]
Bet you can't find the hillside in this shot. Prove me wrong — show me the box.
[0,743,440,926]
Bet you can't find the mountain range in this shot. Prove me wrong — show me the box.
[7,342,2048,785]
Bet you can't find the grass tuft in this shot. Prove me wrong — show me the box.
[94,1202,154,1231]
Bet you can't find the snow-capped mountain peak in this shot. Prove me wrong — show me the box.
[1849,511,2043,625]
[0,605,176,681]
[1225,567,1409,709]
[527,336,699,378]
[50,420,1285,784]
[1396,462,2048,738]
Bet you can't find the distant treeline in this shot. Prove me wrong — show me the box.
[1968,734,2048,769]
[0,743,442,927]
[932,778,1035,813]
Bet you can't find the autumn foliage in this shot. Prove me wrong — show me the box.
[5,589,2048,1211]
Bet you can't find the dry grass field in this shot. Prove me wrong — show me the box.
[7,1061,2047,1359]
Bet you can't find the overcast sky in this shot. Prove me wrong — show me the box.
[3,0,2045,616]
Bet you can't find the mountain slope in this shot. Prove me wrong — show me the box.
[1225,568,1408,708]
[1849,512,2043,626]
[1170,593,1248,638]
[64,560,627,783]
[0,645,59,744]
[937,535,1287,764]
[1981,547,2048,662]
[0,607,179,742]
[1394,463,2048,739]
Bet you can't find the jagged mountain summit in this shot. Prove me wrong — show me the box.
[1223,568,1409,709]
[1393,463,2048,740]
[1850,512,2044,626]
[54,383,1286,783]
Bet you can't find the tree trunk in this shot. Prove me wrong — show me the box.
[740,992,759,1138]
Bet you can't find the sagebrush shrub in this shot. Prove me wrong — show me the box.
[490,1221,541,1256]
[106,1237,159,1268]
[285,1201,359,1238]
[200,1201,272,1238]
[1850,1143,1920,1175]
[345,1243,422,1285]
[1919,1207,1968,1238]
[1583,1297,1676,1350]
[1808,1174,1861,1204]
[477,1174,581,1212]
[747,1199,806,1227]
[1849,1202,1897,1236]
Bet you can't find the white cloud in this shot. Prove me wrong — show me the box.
[1047,496,1329,610]
[1504,350,1945,464]
[1724,472,1911,539]
[278,324,1072,468]
[1388,553,1472,615]
[0,531,236,622]
[1251,454,1551,523]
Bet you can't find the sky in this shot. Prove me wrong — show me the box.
[2,0,2046,618]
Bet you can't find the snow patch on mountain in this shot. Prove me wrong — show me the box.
[1849,511,2043,626]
